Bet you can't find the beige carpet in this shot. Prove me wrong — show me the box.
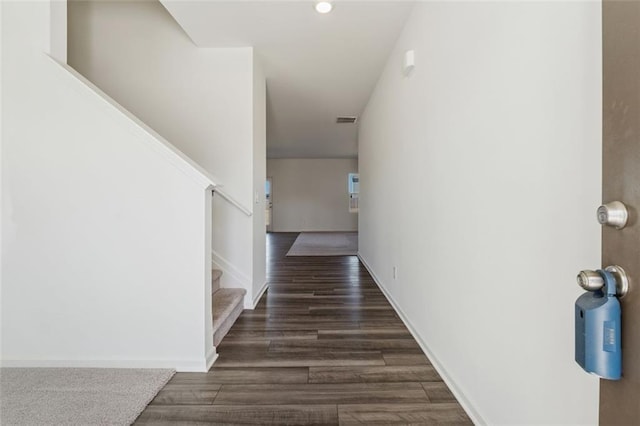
[0,367,174,425]
[286,232,358,256]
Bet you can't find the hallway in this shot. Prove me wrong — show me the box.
[136,233,471,424]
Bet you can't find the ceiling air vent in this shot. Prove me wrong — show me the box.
[336,116,358,124]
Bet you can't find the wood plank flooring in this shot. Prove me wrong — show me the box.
[136,233,471,425]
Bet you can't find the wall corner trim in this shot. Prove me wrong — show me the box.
[252,281,269,309]
[206,346,218,371]
[357,253,487,426]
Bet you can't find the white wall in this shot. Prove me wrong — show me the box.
[358,3,601,425]
[2,0,215,371]
[267,159,358,232]
[0,0,4,362]
[252,54,267,305]
[67,0,265,305]
[49,0,66,62]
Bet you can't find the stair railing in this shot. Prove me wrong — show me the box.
[212,188,253,216]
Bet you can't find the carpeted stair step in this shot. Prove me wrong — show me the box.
[212,287,246,346]
[212,269,223,294]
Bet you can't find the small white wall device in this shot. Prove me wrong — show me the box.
[403,50,415,76]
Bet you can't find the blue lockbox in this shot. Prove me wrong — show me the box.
[575,270,621,380]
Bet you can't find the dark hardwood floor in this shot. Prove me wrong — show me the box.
[136,233,471,425]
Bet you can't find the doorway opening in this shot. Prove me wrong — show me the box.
[265,177,273,232]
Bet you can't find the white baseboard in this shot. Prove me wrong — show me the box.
[205,346,218,371]
[211,250,252,289]
[252,280,269,309]
[1,356,213,372]
[272,229,358,233]
[358,253,485,426]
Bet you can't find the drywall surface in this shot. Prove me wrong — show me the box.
[68,0,261,303]
[252,54,267,305]
[2,0,213,370]
[49,0,66,62]
[267,159,358,232]
[358,2,601,424]
[0,0,3,362]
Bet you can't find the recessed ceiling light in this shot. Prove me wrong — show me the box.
[315,1,333,14]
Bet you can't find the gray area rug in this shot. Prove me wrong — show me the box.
[286,232,358,256]
[0,368,174,425]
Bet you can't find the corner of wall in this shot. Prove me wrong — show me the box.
[49,0,66,63]
[251,46,267,307]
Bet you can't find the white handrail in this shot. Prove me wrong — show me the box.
[213,188,253,217]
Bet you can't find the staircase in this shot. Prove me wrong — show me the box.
[212,269,246,346]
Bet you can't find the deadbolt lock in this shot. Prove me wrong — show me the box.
[597,201,628,229]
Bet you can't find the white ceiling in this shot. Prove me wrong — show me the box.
[161,1,414,158]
